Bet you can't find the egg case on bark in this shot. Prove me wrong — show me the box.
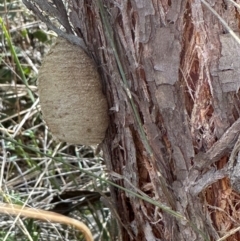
[38,38,109,145]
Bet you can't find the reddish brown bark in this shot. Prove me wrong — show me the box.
[24,0,240,240]
[68,1,240,240]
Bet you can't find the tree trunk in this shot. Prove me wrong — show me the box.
[68,1,240,240]
[28,0,240,240]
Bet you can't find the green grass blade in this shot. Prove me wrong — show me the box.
[0,17,35,102]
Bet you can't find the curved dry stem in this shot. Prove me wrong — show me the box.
[0,203,93,241]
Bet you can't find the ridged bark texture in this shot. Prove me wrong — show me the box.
[33,0,240,240]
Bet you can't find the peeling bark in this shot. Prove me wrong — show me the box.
[24,0,240,240]
[69,0,240,240]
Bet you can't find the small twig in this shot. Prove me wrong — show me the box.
[190,168,228,196]
[186,118,240,195]
[194,118,240,170]
[217,226,240,241]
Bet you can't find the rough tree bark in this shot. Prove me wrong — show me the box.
[70,1,240,240]
[24,0,240,240]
